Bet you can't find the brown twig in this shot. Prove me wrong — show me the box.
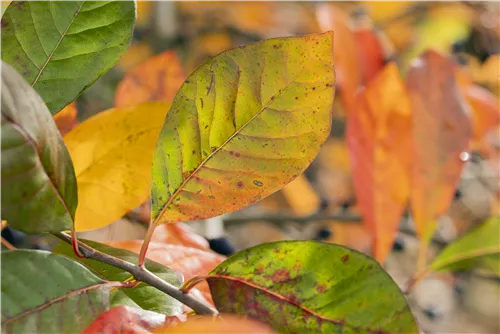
[55,232,218,315]
[1,236,16,250]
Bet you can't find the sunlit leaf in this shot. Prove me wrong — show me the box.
[280,174,320,216]
[207,241,418,333]
[406,50,472,245]
[105,240,225,305]
[347,63,412,263]
[115,51,186,107]
[430,216,500,272]
[53,239,183,315]
[1,62,77,233]
[151,32,334,225]
[53,102,77,136]
[1,1,136,114]
[1,250,111,333]
[63,102,170,232]
[152,222,210,251]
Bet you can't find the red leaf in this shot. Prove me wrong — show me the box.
[347,63,412,263]
[353,24,386,85]
[406,50,472,244]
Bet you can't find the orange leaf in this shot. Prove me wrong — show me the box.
[346,63,412,263]
[105,241,225,305]
[280,174,320,216]
[152,222,210,251]
[83,306,186,334]
[115,51,186,107]
[154,314,276,334]
[317,4,361,114]
[406,50,472,244]
[354,26,386,86]
[53,102,77,136]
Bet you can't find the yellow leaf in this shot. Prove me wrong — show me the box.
[151,32,335,225]
[64,102,170,231]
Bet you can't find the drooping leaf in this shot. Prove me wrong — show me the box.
[1,1,136,114]
[53,102,78,136]
[105,240,225,305]
[83,306,183,334]
[346,63,412,263]
[406,50,472,244]
[154,314,276,333]
[53,239,183,315]
[151,32,335,225]
[1,250,111,333]
[63,102,170,232]
[430,216,500,272]
[152,222,211,251]
[115,50,186,107]
[1,61,77,233]
[207,241,418,333]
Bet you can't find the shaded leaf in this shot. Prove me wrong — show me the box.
[406,50,472,243]
[280,174,320,216]
[116,41,154,73]
[152,222,210,251]
[151,32,335,225]
[1,61,77,233]
[1,250,111,333]
[430,216,500,272]
[354,24,386,85]
[1,1,136,114]
[63,102,170,232]
[346,63,412,263]
[154,314,276,333]
[207,241,418,333]
[53,102,77,136]
[115,51,186,107]
[83,306,184,334]
[105,240,225,305]
[53,239,183,315]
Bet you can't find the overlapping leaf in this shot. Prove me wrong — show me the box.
[407,50,472,245]
[53,102,78,136]
[63,102,170,231]
[151,32,335,225]
[1,1,136,114]
[53,239,183,315]
[1,62,77,233]
[207,241,418,333]
[152,222,211,251]
[115,51,186,107]
[1,250,111,333]
[347,63,412,263]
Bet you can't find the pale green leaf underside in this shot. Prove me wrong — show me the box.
[1,1,136,114]
[1,250,110,333]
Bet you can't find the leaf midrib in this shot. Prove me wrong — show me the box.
[31,1,85,86]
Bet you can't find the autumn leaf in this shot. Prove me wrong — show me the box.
[207,241,418,333]
[63,102,170,232]
[152,222,210,251]
[151,32,335,226]
[280,174,320,216]
[347,62,412,263]
[353,20,388,85]
[406,50,472,253]
[53,102,77,136]
[115,51,186,107]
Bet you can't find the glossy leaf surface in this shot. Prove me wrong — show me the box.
[406,50,472,243]
[64,102,170,231]
[115,50,186,107]
[1,1,136,113]
[1,62,77,233]
[53,239,183,315]
[151,32,335,225]
[1,250,110,333]
[347,63,412,263]
[207,241,418,333]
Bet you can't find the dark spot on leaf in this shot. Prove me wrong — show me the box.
[1,20,6,28]
[312,87,316,90]
[317,284,327,293]
[237,181,244,188]
[209,195,215,199]
[234,152,240,158]
[341,255,350,263]
[211,146,217,152]
[185,80,190,83]
[253,180,263,187]
[229,151,234,156]
[295,97,298,100]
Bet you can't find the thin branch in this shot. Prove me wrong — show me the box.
[1,236,16,250]
[55,232,218,315]
[223,212,362,225]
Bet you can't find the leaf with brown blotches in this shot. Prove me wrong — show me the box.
[115,51,186,107]
[347,62,412,263]
[406,50,472,245]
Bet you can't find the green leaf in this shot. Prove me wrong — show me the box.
[1,0,136,114]
[207,241,418,334]
[1,250,111,333]
[151,32,335,225]
[53,239,184,315]
[1,61,77,233]
[430,216,500,273]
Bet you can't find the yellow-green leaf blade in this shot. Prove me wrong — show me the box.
[64,102,170,231]
[152,32,335,224]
